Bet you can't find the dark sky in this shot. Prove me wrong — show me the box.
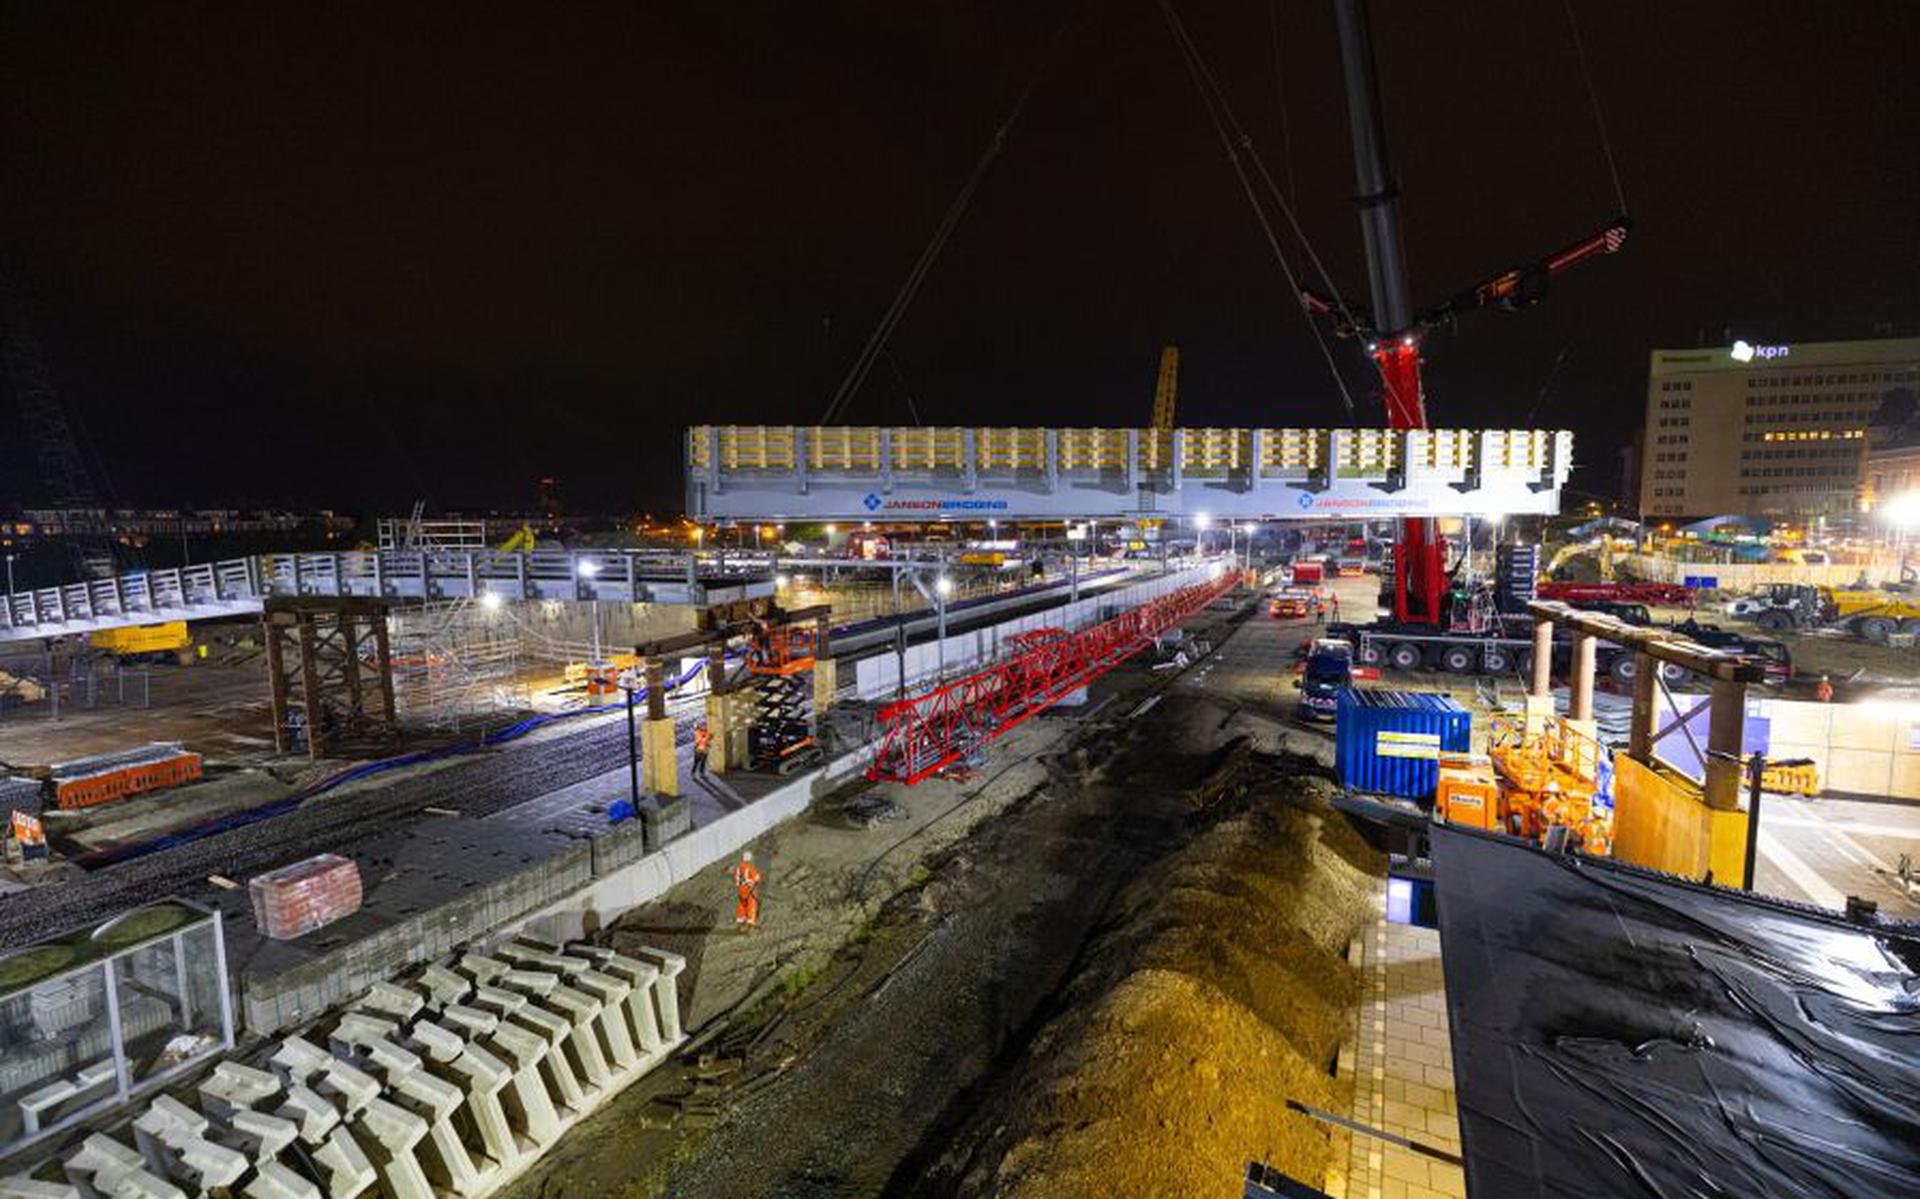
[3,1,1917,517]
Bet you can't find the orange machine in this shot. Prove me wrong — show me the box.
[1484,715,1614,856]
[1434,754,1502,831]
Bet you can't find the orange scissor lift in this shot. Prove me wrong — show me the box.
[1438,714,1614,856]
[747,619,824,774]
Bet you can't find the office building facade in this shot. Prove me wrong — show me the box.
[1640,336,1920,520]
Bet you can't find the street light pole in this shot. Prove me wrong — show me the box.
[578,559,603,663]
[622,673,642,808]
[4,553,14,597]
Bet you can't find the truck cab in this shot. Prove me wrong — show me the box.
[1297,638,1354,722]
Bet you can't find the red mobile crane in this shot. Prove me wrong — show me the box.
[1307,0,1629,669]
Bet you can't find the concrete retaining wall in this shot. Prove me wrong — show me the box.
[502,739,880,946]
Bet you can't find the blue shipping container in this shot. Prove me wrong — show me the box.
[1336,689,1472,800]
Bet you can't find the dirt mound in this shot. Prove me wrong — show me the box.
[926,773,1382,1199]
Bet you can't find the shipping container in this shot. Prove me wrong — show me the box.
[89,622,191,657]
[1336,689,1471,800]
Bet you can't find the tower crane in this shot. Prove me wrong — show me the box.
[1149,345,1180,429]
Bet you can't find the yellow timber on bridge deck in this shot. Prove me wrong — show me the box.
[687,424,1573,520]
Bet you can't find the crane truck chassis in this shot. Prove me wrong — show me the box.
[1328,617,1791,686]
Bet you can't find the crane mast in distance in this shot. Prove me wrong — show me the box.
[1324,0,1628,629]
[1150,345,1180,430]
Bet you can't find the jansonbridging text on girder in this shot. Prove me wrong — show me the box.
[686,424,1573,521]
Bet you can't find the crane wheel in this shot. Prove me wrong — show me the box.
[1387,642,1424,672]
[1439,645,1478,674]
[1608,655,1637,683]
[1756,610,1794,633]
[1482,646,1511,675]
[1858,616,1896,644]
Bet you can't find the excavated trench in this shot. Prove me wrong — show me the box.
[627,685,1382,1199]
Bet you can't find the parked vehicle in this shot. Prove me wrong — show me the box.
[1270,589,1315,619]
[1295,638,1354,722]
[1736,582,1920,644]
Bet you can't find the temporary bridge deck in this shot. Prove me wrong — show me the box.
[688,424,1573,520]
[0,550,774,644]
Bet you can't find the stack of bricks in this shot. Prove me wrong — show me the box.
[0,937,687,1199]
[250,855,364,940]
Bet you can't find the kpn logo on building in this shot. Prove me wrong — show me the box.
[1731,339,1791,363]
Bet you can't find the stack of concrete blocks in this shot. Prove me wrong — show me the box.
[0,940,685,1199]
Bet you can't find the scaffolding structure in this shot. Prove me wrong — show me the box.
[385,599,532,729]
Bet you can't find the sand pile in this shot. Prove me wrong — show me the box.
[930,773,1382,1199]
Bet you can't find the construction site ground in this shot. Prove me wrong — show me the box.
[489,578,1390,1199]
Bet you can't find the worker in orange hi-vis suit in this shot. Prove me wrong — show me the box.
[730,851,763,929]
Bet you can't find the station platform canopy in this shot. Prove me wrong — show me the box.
[687,424,1572,522]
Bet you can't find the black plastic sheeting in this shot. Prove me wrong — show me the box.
[1430,823,1920,1198]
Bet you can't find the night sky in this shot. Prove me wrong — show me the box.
[3,2,1916,518]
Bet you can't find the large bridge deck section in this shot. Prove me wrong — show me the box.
[689,423,1573,520]
[0,550,775,644]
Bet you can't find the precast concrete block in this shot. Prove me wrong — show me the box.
[567,970,637,1069]
[62,1134,142,1194]
[358,981,424,1024]
[484,1024,561,1148]
[392,1071,486,1197]
[503,975,611,1092]
[242,1161,321,1199]
[316,1059,382,1122]
[457,954,510,987]
[407,1020,467,1063]
[434,1038,517,1168]
[64,1135,186,1199]
[504,1004,586,1110]
[439,1005,498,1040]
[328,1013,399,1058]
[274,1085,339,1145]
[311,1126,377,1199]
[416,965,472,1011]
[351,1098,433,1199]
[227,1109,299,1158]
[469,985,526,1021]
[269,1038,336,1088]
[628,947,686,1042]
[0,1178,80,1199]
[568,947,664,1052]
[198,1062,282,1120]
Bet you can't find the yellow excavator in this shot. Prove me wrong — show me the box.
[497,522,538,553]
[1544,535,1631,582]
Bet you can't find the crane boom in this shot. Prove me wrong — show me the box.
[1325,0,1628,628]
[1150,345,1180,430]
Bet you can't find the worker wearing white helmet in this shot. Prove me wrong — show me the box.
[730,851,763,929]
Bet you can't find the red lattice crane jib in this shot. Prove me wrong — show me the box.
[866,570,1236,784]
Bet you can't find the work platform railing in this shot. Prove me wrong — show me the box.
[0,550,776,644]
[689,424,1574,520]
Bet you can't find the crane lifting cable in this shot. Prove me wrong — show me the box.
[818,18,1072,427]
[1159,0,1359,423]
[1564,0,1629,216]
